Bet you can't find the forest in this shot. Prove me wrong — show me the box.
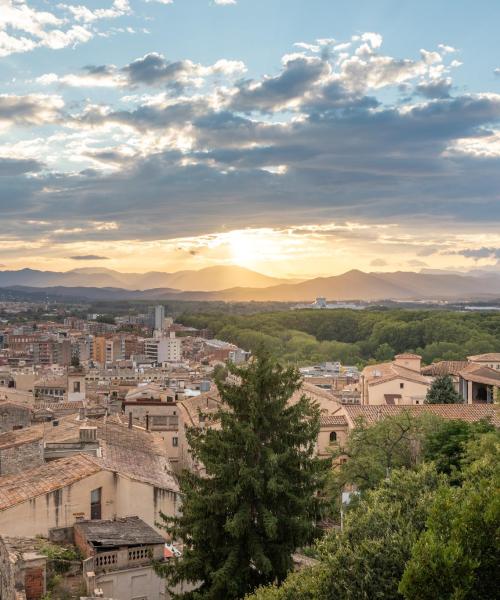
[179,308,500,366]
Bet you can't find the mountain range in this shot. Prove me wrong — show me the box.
[1,266,500,302]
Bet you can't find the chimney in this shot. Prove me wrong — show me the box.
[79,426,97,442]
[128,411,133,429]
[78,407,86,421]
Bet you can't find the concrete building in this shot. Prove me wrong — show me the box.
[154,305,165,332]
[77,517,167,600]
[144,333,182,364]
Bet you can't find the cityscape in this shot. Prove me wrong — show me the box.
[0,1,499,600]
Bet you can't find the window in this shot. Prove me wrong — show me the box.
[90,487,102,520]
[329,431,337,443]
[172,437,179,447]
[400,382,404,389]
[73,381,81,393]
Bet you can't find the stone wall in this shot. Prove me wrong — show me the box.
[0,404,31,433]
[0,439,44,476]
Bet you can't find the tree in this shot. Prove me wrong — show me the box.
[425,375,462,404]
[248,465,445,600]
[399,432,500,600]
[156,352,324,599]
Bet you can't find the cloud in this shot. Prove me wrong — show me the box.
[450,247,500,260]
[0,157,44,175]
[230,55,329,112]
[214,0,237,4]
[416,78,452,99]
[0,94,64,127]
[58,0,130,23]
[407,259,429,267]
[69,254,109,260]
[0,32,500,253]
[370,258,387,267]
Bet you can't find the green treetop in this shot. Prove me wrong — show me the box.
[156,351,324,599]
[425,374,462,404]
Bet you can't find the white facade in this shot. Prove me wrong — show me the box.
[145,333,181,364]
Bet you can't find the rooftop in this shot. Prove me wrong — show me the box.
[468,353,500,362]
[0,427,42,450]
[338,404,499,427]
[0,454,101,511]
[421,361,469,377]
[75,516,165,549]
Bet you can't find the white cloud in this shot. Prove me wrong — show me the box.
[438,44,457,54]
[58,0,131,23]
[214,0,237,5]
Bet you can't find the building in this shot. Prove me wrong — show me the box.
[458,363,500,403]
[144,332,182,364]
[154,305,165,332]
[0,402,32,433]
[468,353,500,371]
[361,354,431,405]
[0,417,180,538]
[76,517,167,600]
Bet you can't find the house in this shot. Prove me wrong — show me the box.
[361,354,431,405]
[468,353,500,371]
[420,361,469,392]
[317,415,349,457]
[458,363,500,404]
[0,418,180,538]
[76,517,167,600]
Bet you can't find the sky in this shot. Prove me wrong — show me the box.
[1,0,500,278]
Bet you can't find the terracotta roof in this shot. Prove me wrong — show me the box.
[363,362,430,387]
[0,454,102,511]
[468,353,500,362]
[340,404,499,427]
[0,427,42,450]
[459,364,500,386]
[0,401,31,412]
[421,361,469,377]
[320,415,348,427]
[394,353,422,359]
[34,401,84,412]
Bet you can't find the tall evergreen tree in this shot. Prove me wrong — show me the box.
[425,374,462,404]
[156,352,323,599]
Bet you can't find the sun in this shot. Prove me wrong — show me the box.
[228,231,257,268]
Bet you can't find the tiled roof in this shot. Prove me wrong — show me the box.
[363,362,430,387]
[320,415,348,427]
[0,454,102,511]
[459,364,500,386]
[341,404,499,427]
[468,353,500,362]
[0,427,43,450]
[421,361,469,376]
[394,353,422,359]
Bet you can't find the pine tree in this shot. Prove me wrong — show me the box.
[156,352,324,599]
[425,374,462,404]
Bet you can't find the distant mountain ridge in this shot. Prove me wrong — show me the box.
[1,268,500,302]
[0,265,292,292]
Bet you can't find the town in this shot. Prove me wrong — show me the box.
[0,301,497,599]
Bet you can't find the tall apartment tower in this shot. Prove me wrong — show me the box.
[154,305,165,331]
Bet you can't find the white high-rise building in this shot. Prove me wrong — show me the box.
[144,332,182,364]
[154,305,165,331]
